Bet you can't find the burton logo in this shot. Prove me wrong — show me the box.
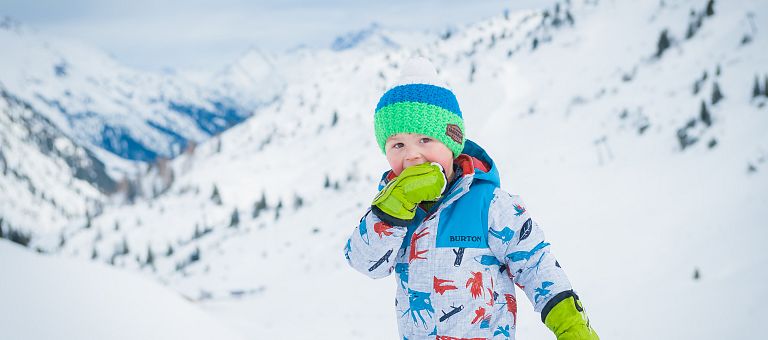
[450,235,481,242]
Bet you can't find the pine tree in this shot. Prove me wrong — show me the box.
[91,248,98,259]
[441,29,453,40]
[708,138,717,149]
[252,192,268,218]
[8,227,31,247]
[711,82,723,105]
[229,208,240,228]
[166,244,174,256]
[694,12,704,30]
[324,175,331,189]
[551,15,562,28]
[677,122,697,150]
[700,101,712,127]
[693,80,701,95]
[121,237,130,255]
[146,246,155,268]
[0,220,4,239]
[260,191,269,209]
[190,247,201,263]
[275,199,283,220]
[656,29,671,58]
[210,184,222,205]
[252,200,261,219]
[764,74,768,97]
[293,194,304,209]
[331,111,339,127]
[685,22,695,40]
[753,75,762,98]
[705,0,715,17]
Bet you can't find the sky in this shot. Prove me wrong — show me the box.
[1,0,549,72]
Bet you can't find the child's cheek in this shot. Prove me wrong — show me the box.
[386,160,402,176]
[386,154,404,176]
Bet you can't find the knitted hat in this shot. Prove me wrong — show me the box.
[374,57,465,158]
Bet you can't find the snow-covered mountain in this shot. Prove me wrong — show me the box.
[203,48,284,111]
[0,16,278,164]
[2,0,767,339]
[0,16,288,244]
[330,23,425,52]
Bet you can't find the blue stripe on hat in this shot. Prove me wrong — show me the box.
[375,83,462,117]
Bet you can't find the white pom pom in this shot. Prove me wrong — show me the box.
[393,57,447,88]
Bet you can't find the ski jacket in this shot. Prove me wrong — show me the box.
[345,140,573,340]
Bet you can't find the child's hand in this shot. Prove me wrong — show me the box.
[371,162,447,225]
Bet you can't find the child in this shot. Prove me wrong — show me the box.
[344,58,599,340]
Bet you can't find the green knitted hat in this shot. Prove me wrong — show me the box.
[374,58,465,158]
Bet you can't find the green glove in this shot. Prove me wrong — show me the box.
[544,294,599,340]
[371,162,447,226]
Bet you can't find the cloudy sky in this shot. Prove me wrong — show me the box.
[2,0,549,72]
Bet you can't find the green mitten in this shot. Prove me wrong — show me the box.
[371,162,447,226]
[543,293,599,340]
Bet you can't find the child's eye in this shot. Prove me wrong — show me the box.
[419,138,431,144]
[392,143,404,149]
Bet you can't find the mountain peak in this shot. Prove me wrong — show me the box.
[330,23,399,51]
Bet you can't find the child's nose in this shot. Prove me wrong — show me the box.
[405,148,423,161]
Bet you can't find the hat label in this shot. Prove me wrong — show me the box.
[445,124,463,144]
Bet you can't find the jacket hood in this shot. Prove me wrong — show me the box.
[457,139,500,188]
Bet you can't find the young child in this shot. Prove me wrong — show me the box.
[344,58,599,340]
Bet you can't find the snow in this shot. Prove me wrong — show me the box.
[2,0,768,339]
[0,240,245,340]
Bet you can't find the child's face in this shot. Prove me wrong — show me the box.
[385,133,454,180]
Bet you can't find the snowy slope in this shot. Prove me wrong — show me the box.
[4,0,768,339]
[0,89,107,250]
[0,239,245,340]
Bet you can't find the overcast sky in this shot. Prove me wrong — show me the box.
[2,0,549,72]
